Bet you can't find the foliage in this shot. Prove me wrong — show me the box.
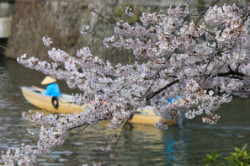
[114,6,123,17]
[1,1,250,165]
[203,150,222,165]
[203,144,250,166]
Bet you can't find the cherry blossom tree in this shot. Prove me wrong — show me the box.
[1,2,250,165]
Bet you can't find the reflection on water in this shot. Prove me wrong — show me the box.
[163,128,189,165]
[0,56,250,165]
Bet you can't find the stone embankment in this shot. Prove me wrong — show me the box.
[4,0,247,63]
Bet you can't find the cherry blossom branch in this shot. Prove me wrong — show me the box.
[2,3,250,165]
[146,80,179,100]
[65,125,89,141]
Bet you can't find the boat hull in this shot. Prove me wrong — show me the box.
[21,86,176,125]
[21,86,87,114]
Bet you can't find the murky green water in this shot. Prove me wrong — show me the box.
[0,56,250,165]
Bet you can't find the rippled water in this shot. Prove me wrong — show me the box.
[0,56,250,165]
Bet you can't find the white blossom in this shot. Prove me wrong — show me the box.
[80,25,89,35]
[42,36,53,47]
[125,6,134,17]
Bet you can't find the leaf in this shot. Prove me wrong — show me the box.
[235,147,241,152]
[241,144,248,152]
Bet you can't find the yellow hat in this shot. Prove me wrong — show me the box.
[41,76,57,85]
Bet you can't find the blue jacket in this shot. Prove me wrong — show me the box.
[44,83,61,98]
[166,95,180,104]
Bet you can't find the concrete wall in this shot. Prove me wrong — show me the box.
[0,17,12,38]
[0,2,13,38]
[0,2,14,55]
[0,2,12,17]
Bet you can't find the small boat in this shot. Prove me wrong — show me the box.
[21,86,88,114]
[21,86,176,125]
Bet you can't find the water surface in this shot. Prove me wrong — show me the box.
[0,57,250,165]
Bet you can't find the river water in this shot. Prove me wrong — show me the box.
[0,56,250,166]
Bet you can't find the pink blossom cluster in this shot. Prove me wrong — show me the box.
[2,3,250,165]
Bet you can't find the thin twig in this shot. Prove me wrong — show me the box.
[65,125,89,141]
[195,0,220,25]
[112,120,128,151]
[88,7,116,25]
[106,120,129,165]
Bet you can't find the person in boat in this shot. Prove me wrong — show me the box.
[166,95,183,126]
[166,95,180,105]
[41,76,62,98]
